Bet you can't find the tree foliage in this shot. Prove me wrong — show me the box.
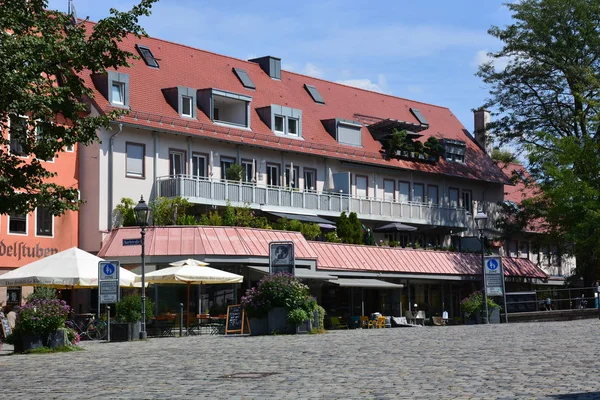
[478,0,600,284]
[0,0,156,215]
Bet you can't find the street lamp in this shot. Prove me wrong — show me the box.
[474,210,489,324]
[134,195,150,339]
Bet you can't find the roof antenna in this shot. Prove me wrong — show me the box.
[67,0,89,26]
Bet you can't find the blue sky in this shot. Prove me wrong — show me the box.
[49,0,513,133]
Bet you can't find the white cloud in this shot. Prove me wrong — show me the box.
[336,74,389,94]
[406,85,423,94]
[473,49,511,70]
[301,62,324,78]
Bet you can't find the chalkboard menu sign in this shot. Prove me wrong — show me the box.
[0,311,12,339]
[225,304,246,335]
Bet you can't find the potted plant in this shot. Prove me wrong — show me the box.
[460,290,500,324]
[113,295,154,341]
[241,273,318,335]
[6,297,71,353]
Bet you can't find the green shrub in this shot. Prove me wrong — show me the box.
[241,273,317,323]
[114,197,137,227]
[460,290,500,320]
[116,295,154,323]
[176,214,198,225]
[225,163,245,181]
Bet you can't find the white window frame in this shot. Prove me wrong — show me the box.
[111,82,125,106]
[35,206,54,237]
[304,168,316,191]
[287,118,299,136]
[241,159,254,183]
[181,95,193,118]
[8,212,28,235]
[192,153,207,178]
[126,142,145,178]
[169,150,186,176]
[274,115,285,133]
[266,163,280,186]
[34,122,55,162]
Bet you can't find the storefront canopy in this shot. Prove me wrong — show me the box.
[265,211,335,225]
[248,266,338,280]
[327,278,403,289]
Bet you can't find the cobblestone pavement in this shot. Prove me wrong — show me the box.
[2,318,600,399]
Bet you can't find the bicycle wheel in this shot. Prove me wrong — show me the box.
[88,320,107,340]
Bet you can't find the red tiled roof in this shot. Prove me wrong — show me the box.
[98,226,318,260]
[310,241,547,279]
[499,162,547,233]
[82,21,508,185]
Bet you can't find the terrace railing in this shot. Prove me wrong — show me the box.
[156,175,469,228]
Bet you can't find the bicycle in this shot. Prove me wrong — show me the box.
[66,314,108,340]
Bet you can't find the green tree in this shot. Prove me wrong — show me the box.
[0,0,157,215]
[225,163,245,181]
[150,196,190,226]
[114,197,137,227]
[222,202,237,226]
[477,0,600,284]
[490,148,517,165]
[347,212,363,244]
[336,212,350,242]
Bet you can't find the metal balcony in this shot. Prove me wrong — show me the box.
[156,175,469,228]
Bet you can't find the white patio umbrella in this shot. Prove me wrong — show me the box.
[0,247,139,288]
[136,259,243,328]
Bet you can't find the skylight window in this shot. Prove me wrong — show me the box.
[233,68,256,89]
[135,44,159,68]
[304,84,325,104]
[410,108,429,126]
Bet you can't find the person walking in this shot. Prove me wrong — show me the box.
[545,297,552,311]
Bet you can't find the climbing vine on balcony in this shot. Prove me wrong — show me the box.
[383,129,445,162]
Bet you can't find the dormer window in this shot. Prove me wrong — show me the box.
[111,82,125,105]
[257,104,303,138]
[197,89,252,128]
[162,86,197,118]
[92,71,130,108]
[441,139,466,163]
[322,118,362,147]
[181,95,193,117]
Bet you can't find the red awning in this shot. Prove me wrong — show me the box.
[310,242,547,279]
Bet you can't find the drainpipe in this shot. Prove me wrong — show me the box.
[107,123,123,231]
[153,131,158,201]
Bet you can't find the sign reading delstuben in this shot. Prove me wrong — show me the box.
[484,256,504,297]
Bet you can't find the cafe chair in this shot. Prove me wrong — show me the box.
[329,316,349,330]
[415,310,427,326]
[359,316,369,328]
[405,310,416,325]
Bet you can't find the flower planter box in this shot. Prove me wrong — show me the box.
[249,318,269,336]
[268,307,294,334]
[46,329,68,348]
[110,322,141,341]
[296,318,312,334]
[21,334,44,352]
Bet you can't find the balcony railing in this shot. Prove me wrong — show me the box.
[156,175,469,228]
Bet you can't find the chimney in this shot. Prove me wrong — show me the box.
[249,56,281,80]
[474,109,491,154]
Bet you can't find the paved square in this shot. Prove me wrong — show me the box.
[2,319,599,399]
